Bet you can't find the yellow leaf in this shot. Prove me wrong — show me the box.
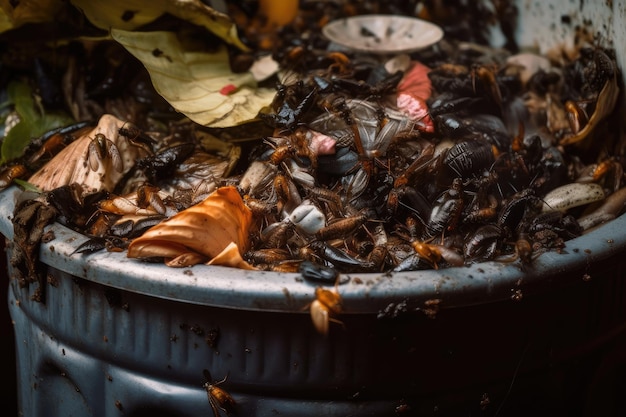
[71,0,248,50]
[111,29,276,127]
[0,0,65,31]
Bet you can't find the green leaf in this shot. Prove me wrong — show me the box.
[8,81,39,123]
[2,80,73,163]
[1,113,73,164]
[13,179,41,193]
[0,81,72,164]
[111,29,276,128]
[1,121,32,163]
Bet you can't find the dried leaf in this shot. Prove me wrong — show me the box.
[127,186,253,267]
[207,241,256,270]
[559,75,620,146]
[27,114,151,192]
[111,29,276,127]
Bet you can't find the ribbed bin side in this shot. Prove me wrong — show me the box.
[8,238,626,416]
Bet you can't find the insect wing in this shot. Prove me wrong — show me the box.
[87,140,101,171]
[106,140,124,173]
[211,386,237,415]
[310,299,330,335]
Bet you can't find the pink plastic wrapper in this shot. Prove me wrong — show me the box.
[396,61,434,133]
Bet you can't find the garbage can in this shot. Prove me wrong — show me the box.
[3,0,626,416]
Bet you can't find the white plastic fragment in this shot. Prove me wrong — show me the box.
[289,202,326,235]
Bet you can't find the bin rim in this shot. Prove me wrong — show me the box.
[1,185,624,313]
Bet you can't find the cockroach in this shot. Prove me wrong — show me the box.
[411,240,465,269]
[366,245,389,271]
[471,64,503,107]
[27,133,70,165]
[272,174,291,203]
[314,212,368,241]
[427,178,464,237]
[0,164,28,190]
[136,143,195,183]
[244,196,279,217]
[118,122,157,154]
[309,284,343,336]
[299,260,339,284]
[87,133,123,173]
[309,241,372,271]
[463,224,504,262]
[260,86,317,129]
[268,144,296,165]
[260,221,295,249]
[410,240,443,269]
[136,184,167,214]
[308,186,344,215]
[442,140,495,179]
[244,248,292,265]
[203,369,236,417]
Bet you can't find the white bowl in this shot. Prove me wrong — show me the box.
[322,14,444,54]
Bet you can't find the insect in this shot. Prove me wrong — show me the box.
[244,248,292,265]
[0,164,28,190]
[314,212,369,241]
[410,240,443,269]
[463,224,504,262]
[471,64,503,108]
[118,123,157,154]
[308,240,371,271]
[299,260,339,284]
[98,190,168,216]
[136,143,196,183]
[268,143,297,166]
[203,369,236,417]
[558,48,619,147]
[366,244,389,272]
[426,178,465,238]
[25,120,92,166]
[27,132,70,165]
[441,140,496,180]
[244,196,279,217]
[497,232,539,269]
[87,133,123,173]
[260,82,318,130]
[135,184,168,215]
[260,221,295,249]
[309,284,344,336]
[592,157,624,193]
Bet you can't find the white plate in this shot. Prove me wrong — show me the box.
[322,14,444,54]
